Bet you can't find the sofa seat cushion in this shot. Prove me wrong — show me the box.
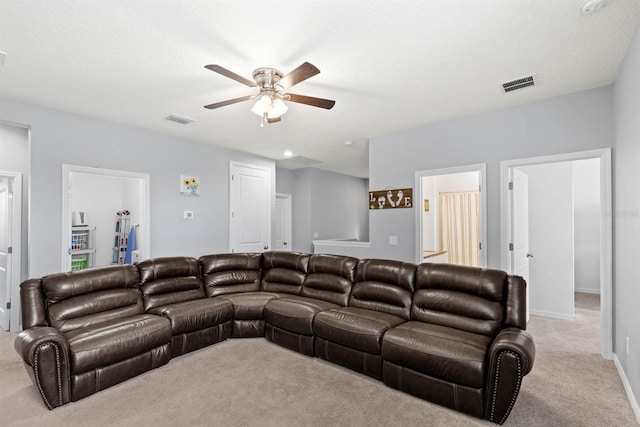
[313,307,406,354]
[148,298,233,335]
[217,292,283,320]
[65,314,171,374]
[264,296,340,335]
[382,321,492,389]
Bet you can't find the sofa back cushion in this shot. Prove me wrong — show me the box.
[200,253,262,297]
[349,259,416,320]
[301,254,358,306]
[261,252,310,295]
[137,257,205,311]
[413,263,507,336]
[43,265,142,333]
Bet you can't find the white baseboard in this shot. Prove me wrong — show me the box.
[574,287,600,294]
[613,353,640,424]
[529,309,575,321]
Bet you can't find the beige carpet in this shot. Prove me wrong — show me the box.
[0,293,637,426]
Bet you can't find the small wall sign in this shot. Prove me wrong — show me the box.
[369,188,413,209]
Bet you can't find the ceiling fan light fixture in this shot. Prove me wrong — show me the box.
[251,94,272,116]
[268,98,288,118]
[204,62,335,125]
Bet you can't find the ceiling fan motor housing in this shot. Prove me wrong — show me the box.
[252,68,284,90]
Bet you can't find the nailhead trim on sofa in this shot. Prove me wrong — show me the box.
[489,350,523,424]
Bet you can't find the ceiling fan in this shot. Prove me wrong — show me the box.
[204,62,335,125]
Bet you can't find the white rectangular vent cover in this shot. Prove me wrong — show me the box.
[502,76,535,93]
[165,114,194,124]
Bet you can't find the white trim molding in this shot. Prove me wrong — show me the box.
[614,354,640,423]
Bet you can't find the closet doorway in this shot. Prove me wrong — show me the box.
[414,164,487,267]
[61,165,150,271]
[501,148,612,359]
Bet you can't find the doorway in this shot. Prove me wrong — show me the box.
[62,165,150,271]
[414,164,487,267]
[501,148,612,359]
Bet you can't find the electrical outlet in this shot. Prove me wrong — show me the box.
[183,210,194,219]
[627,336,630,354]
[313,232,319,239]
[389,235,398,245]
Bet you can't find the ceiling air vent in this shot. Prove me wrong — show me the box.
[276,155,322,169]
[165,114,194,125]
[501,75,535,93]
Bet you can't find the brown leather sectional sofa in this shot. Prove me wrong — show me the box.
[14,252,535,424]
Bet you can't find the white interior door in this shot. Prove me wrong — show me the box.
[0,178,12,330]
[229,162,271,253]
[511,168,531,322]
[275,193,292,251]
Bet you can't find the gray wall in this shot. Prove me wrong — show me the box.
[0,123,29,280]
[368,86,613,264]
[309,168,369,243]
[613,19,640,413]
[573,159,601,294]
[275,167,294,195]
[0,98,275,278]
[281,167,369,253]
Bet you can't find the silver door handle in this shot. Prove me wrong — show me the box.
[526,253,534,258]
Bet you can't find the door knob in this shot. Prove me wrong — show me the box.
[264,245,269,250]
[526,252,534,258]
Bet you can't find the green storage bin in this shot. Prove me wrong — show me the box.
[71,257,88,271]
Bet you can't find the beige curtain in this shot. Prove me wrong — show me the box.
[439,191,480,266]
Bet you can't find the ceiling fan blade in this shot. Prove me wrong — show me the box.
[277,62,320,90]
[205,65,257,87]
[287,93,335,110]
[267,117,282,124]
[204,95,253,109]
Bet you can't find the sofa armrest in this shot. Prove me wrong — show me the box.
[484,328,535,424]
[14,327,71,409]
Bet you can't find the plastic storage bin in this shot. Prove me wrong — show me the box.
[71,257,88,271]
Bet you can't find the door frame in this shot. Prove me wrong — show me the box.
[500,148,612,359]
[414,163,487,266]
[0,172,22,332]
[61,165,151,271]
[275,193,292,251]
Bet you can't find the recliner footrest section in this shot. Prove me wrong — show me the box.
[383,360,484,419]
[315,337,383,379]
[265,323,314,356]
[71,343,170,401]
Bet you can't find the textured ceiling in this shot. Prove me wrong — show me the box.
[1,0,639,178]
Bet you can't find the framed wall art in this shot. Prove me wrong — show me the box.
[180,175,200,196]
